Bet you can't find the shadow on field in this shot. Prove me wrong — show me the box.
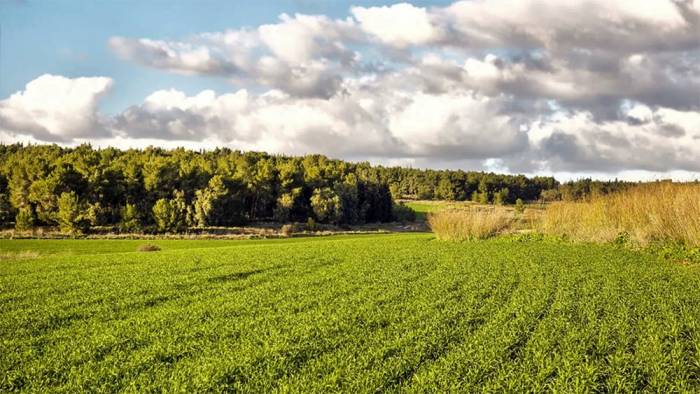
[208,266,284,283]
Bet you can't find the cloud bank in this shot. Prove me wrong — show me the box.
[1,0,699,179]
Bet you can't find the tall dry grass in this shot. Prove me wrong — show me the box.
[539,182,700,246]
[428,208,514,241]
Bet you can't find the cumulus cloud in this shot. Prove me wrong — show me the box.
[441,0,699,52]
[107,0,700,113]
[111,82,527,160]
[2,1,700,178]
[525,105,700,172]
[351,3,441,48]
[109,13,360,98]
[0,74,113,142]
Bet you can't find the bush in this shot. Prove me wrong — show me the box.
[538,182,700,247]
[306,217,317,231]
[428,208,513,241]
[137,244,161,252]
[392,202,416,222]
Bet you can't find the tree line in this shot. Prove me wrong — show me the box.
[0,144,634,234]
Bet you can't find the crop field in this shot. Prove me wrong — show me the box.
[2,234,700,392]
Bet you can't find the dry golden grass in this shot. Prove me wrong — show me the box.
[539,182,700,246]
[137,244,161,252]
[428,207,514,241]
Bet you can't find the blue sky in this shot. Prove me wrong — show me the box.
[0,0,698,180]
[1,0,452,113]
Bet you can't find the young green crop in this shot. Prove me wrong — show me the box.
[1,234,699,392]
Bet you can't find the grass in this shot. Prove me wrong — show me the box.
[0,250,40,261]
[428,208,514,240]
[540,182,700,247]
[2,234,700,391]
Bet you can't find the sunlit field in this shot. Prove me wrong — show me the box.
[2,234,700,392]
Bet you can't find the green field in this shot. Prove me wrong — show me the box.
[402,201,473,221]
[2,234,700,392]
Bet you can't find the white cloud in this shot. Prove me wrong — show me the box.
[387,91,526,157]
[0,74,113,141]
[109,13,359,98]
[2,1,700,179]
[351,3,439,47]
[527,106,700,172]
[443,0,698,52]
[258,13,357,64]
[2,72,700,177]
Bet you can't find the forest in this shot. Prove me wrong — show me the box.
[0,144,631,233]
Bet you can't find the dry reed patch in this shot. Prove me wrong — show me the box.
[428,207,514,241]
[539,182,700,246]
[137,244,161,252]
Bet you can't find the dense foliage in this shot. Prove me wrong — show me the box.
[2,235,700,391]
[0,144,562,232]
[0,144,398,232]
[381,166,557,202]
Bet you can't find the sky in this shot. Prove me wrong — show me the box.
[0,0,699,181]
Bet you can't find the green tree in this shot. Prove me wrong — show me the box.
[9,168,31,211]
[15,207,34,232]
[335,175,360,224]
[57,191,84,234]
[193,176,244,226]
[28,179,58,224]
[85,202,107,227]
[436,177,456,201]
[0,193,12,225]
[515,198,525,214]
[152,191,187,233]
[119,203,142,233]
[152,199,175,233]
[273,189,300,223]
[540,189,561,202]
[416,184,434,200]
[494,188,509,205]
[193,177,226,227]
[310,188,342,224]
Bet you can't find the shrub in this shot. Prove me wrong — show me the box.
[428,208,513,241]
[137,244,161,252]
[514,198,525,214]
[306,217,317,231]
[280,224,294,237]
[538,182,700,247]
